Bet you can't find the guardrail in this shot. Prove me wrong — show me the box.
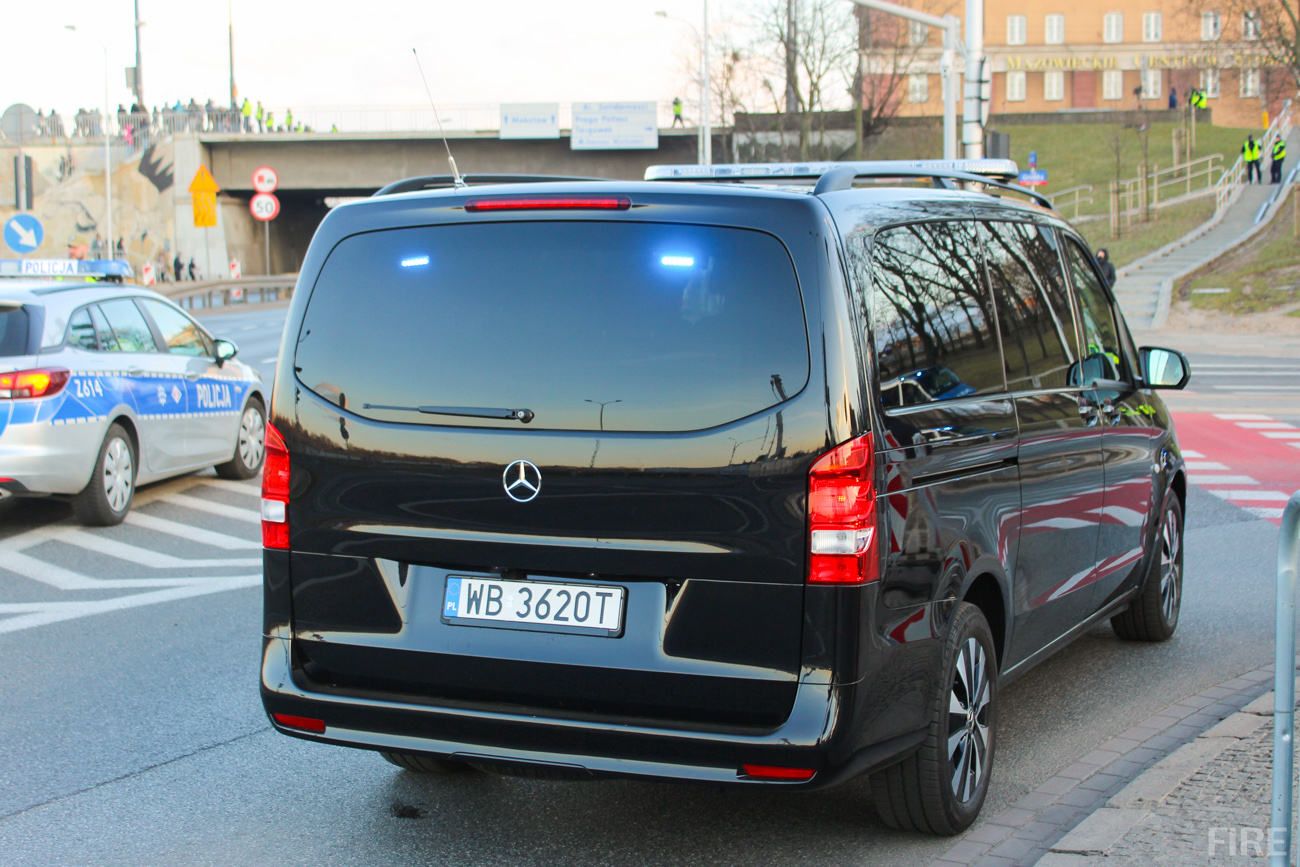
[1048,184,1094,219]
[162,275,298,310]
[1270,490,1300,866]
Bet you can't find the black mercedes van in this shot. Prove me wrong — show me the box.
[260,160,1190,835]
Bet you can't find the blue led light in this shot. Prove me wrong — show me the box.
[401,256,430,267]
[661,255,694,267]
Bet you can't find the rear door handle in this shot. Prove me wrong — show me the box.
[1101,399,1122,422]
[1078,402,1099,426]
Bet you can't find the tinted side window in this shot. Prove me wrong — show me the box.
[870,221,1004,408]
[1063,240,1123,383]
[0,306,31,357]
[139,299,212,356]
[982,222,1076,391]
[97,299,158,353]
[68,308,98,350]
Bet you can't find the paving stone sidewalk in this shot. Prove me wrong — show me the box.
[923,665,1281,867]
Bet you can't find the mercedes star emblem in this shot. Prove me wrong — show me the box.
[503,460,542,502]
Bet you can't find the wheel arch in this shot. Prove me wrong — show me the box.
[960,572,1008,672]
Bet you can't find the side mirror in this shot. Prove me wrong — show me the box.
[1140,346,1190,389]
[214,338,239,367]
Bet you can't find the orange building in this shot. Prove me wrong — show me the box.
[891,1,1289,128]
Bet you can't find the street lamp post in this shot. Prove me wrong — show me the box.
[66,25,113,257]
[655,6,712,165]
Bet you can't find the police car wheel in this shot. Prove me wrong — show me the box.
[215,399,266,480]
[72,423,136,526]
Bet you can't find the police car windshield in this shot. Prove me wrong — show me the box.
[0,306,31,357]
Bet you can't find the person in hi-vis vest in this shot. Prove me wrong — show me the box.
[1271,136,1287,184]
[1243,135,1263,184]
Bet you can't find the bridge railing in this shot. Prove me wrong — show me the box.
[162,275,298,311]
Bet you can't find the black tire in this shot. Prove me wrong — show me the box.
[1112,494,1183,642]
[71,423,137,526]
[215,398,266,480]
[872,602,998,836]
[380,751,471,775]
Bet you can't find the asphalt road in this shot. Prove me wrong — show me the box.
[0,305,1294,866]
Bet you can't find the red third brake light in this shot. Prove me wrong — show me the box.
[464,196,632,212]
[0,368,70,399]
[807,434,879,584]
[261,421,290,550]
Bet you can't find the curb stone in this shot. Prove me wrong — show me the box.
[923,664,1281,867]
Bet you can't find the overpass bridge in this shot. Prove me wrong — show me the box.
[190,128,711,276]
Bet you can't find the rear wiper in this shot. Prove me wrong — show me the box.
[362,403,534,423]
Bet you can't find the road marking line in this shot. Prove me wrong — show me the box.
[1182,450,1205,458]
[1213,413,1276,420]
[1244,507,1287,519]
[55,528,261,568]
[1235,421,1296,429]
[1190,475,1260,486]
[1186,461,1231,470]
[124,512,259,549]
[193,478,261,496]
[161,492,261,523]
[1261,431,1300,439]
[0,550,214,590]
[0,574,260,635]
[1214,386,1300,391]
[1210,490,1293,501]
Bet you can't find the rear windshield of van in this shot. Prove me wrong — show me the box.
[295,221,809,432]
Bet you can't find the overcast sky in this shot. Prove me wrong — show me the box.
[2,0,738,115]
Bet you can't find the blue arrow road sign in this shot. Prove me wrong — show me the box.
[4,214,44,254]
[1028,150,1038,168]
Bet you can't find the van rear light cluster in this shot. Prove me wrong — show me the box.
[0,368,69,399]
[261,421,290,550]
[807,434,879,584]
[464,196,632,212]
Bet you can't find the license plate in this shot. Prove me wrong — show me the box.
[442,576,625,637]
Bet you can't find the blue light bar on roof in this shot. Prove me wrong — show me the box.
[644,159,1022,183]
[0,259,135,279]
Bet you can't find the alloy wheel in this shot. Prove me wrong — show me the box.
[947,637,991,802]
[239,406,265,469]
[1160,506,1182,624]
[103,437,133,512]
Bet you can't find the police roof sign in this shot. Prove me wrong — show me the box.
[571,101,658,150]
[0,259,134,278]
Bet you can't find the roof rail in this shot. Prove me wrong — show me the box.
[373,174,611,197]
[643,159,1054,210]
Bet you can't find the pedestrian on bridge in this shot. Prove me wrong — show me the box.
[671,97,684,127]
[241,98,253,132]
[173,254,183,282]
[256,101,265,133]
[188,258,197,281]
[1243,135,1263,183]
[1271,135,1287,183]
[285,108,295,133]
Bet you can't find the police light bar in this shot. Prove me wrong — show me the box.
[0,259,135,279]
[644,159,1022,183]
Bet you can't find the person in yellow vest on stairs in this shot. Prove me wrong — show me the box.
[1243,135,1263,184]
[1271,136,1287,184]
[241,97,253,133]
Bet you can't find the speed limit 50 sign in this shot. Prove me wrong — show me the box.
[250,192,280,221]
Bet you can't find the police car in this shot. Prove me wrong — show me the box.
[0,260,267,525]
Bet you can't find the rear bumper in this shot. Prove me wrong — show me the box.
[259,633,926,789]
[0,415,105,495]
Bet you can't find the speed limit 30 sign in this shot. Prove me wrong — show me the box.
[250,192,280,221]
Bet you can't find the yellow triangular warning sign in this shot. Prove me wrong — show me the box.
[189,165,220,194]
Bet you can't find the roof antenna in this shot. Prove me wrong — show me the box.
[412,47,465,188]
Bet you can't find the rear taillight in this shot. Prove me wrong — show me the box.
[807,434,879,584]
[463,196,632,212]
[261,421,290,550]
[0,368,69,399]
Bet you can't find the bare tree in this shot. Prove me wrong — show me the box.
[1186,2,1296,109]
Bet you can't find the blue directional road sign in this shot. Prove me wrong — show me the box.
[1028,150,1038,168]
[4,214,44,254]
[1019,169,1048,187]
